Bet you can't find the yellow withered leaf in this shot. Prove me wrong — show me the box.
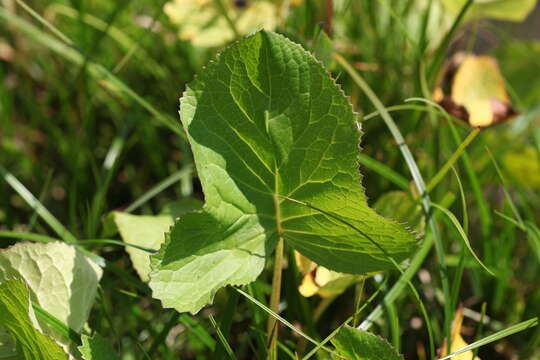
[295,252,363,298]
[440,306,481,360]
[442,0,537,22]
[435,53,517,128]
[164,0,277,48]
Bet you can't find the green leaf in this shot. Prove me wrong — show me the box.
[78,334,120,360]
[442,0,537,22]
[374,191,425,233]
[331,326,403,360]
[160,198,204,218]
[0,242,103,332]
[0,279,67,360]
[149,31,417,313]
[0,326,16,359]
[113,212,174,281]
[438,317,538,360]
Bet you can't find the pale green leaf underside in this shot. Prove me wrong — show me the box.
[0,279,67,360]
[0,242,103,333]
[150,31,417,313]
[78,334,121,360]
[332,326,403,360]
[113,212,174,281]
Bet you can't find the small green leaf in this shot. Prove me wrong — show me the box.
[150,31,417,314]
[113,212,174,281]
[78,334,120,360]
[0,279,67,360]
[0,242,103,332]
[332,326,403,360]
[442,0,537,22]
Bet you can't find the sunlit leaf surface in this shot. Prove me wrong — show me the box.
[113,212,174,281]
[149,31,417,314]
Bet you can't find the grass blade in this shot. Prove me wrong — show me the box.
[426,128,480,193]
[486,148,524,226]
[428,0,474,81]
[357,153,409,190]
[235,287,332,354]
[431,203,494,276]
[124,166,193,213]
[0,6,183,137]
[438,317,538,360]
[209,315,237,360]
[0,231,58,244]
[334,52,448,356]
[0,166,77,244]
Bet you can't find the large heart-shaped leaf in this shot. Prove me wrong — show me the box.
[149,31,417,313]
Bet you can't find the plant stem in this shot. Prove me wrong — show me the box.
[267,237,284,359]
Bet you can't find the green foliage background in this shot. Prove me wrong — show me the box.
[1,0,540,359]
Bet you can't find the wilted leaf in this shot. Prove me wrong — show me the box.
[164,0,277,47]
[78,334,120,360]
[332,326,403,360]
[440,306,481,360]
[442,0,537,22]
[435,53,517,128]
[149,31,417,314]
[113,212,174,282]
[295,252,363,298]
[0,279,67,360]
[0,242,102,333]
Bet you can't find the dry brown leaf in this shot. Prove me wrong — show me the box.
[295,252,363,298]
[435,53,517,128]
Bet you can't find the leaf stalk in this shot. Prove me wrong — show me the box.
[267,238,284,359]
